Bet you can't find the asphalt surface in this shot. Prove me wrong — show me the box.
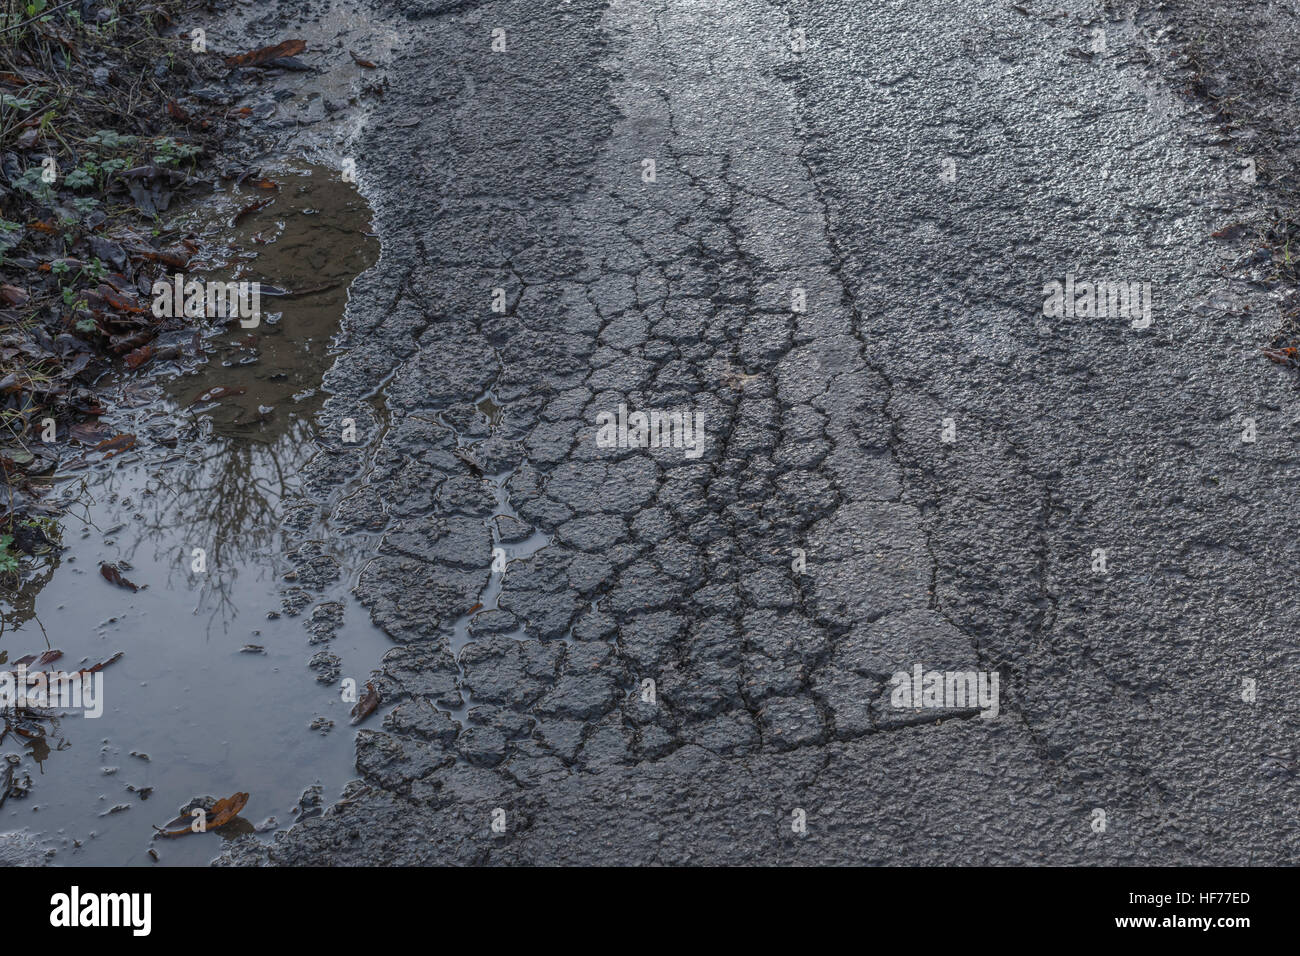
[221,0,1300,864]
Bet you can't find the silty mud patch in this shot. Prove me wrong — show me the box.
[0,163,387,866]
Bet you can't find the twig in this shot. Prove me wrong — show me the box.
[0,0,80,37]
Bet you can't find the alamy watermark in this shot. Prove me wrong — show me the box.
[0,666,104,717]
[151,273,261,327]
[595,403,706,459]
[889,663,1000,719]
[49,887,150,936]
[1042,273,1152,329]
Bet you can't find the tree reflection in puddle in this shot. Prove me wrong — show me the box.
[0,161,387,865]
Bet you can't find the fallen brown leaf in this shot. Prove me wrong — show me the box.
[224,39,306,68]
[0,285,27,306]
[11,649,62,668]
[350,681,379,724]
[130,246,192,269]
[77,651,124,675]
[233,196,275,225]
[154,792,250,838]
[207,792,250,828]
[1211,223,1247,241]
[100,562,139,592]
[94,432,136,455]
[97,287,146,313]
[124,345,154,369]
[68,421,113,444]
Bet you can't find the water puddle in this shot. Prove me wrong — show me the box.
[0,161,384,865]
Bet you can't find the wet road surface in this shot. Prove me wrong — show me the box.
[89,0,1300,864]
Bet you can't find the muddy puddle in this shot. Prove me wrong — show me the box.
[0,162,385,865]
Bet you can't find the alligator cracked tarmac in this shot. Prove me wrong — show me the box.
[19,0,1297,867]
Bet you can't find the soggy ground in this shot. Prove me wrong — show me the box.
[8,0,1300,866]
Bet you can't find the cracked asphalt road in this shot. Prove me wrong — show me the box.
[223,0,1300,864]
